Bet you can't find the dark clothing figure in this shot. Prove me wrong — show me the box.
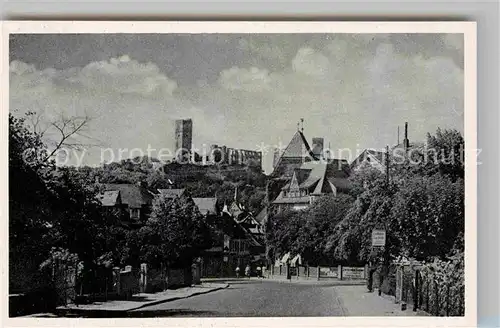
[378,271,384,296]
[367,267,377,292]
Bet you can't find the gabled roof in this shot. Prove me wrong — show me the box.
[281,131,317,159]
[98,190,121,207]
[193,197,218,216]
[350,149,387,170]
[271,131,318,178]
[254,207,268,224]
[157,188,185,199]
[102,183,154,208]
[272,158,352,204]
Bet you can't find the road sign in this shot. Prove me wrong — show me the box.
[371,229,386,247]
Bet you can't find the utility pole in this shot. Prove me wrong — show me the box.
[386,145,390,187]
[380,145,391,296]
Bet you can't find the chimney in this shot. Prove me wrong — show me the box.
[403,122,410,152]
[312,137,324,158]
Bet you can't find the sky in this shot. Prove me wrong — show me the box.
[9,33,464,174]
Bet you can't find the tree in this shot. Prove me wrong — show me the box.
[140,195,212,268]
[22,110,98,163]
[265,210,305,263]
[9,114,115,293]
[295,194,355,266]
[391,174,464,261]
[9,114,54,292]
[393,128,465,182]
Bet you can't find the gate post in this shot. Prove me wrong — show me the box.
[113,267,121,295]
[140,263,148,293]
[395,265,403,304]
[413,269,420,312]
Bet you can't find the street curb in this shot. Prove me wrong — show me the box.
[53,283,229,316]
[125,283,229,312]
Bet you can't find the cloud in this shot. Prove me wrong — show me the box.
[9,56,216,166]
[218,66,272,91]
[292,47,331,78]
[194,39,464,173]
[74,55,178,96]
[10,35,464,174]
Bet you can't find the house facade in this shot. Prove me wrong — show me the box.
[198,196,266,278]
[268,128,352,216]
[98,183,155,227]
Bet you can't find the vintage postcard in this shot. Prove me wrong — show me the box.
[1,21,477,327]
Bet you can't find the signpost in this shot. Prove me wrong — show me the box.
[371,229,386,247]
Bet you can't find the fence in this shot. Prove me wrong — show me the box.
[142,263,202,293]
[417,269,464,316]
[268,264,367,281]
[388,262,465,316]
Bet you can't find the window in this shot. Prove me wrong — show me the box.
[230,239,248,254]
[129,208,140,220]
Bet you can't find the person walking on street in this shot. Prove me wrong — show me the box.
[245,264,251,279]
[256,265,262,278]
[235,266,240,278]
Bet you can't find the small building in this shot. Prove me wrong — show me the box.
[98,183,155,226]
[350,149,388,174]
[197,193,266,278]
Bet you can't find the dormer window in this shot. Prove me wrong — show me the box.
[130,208,140,220]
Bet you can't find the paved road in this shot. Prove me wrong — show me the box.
[127,279,346,317]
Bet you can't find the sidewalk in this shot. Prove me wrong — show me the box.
[333,285,430,316]
[51,283,228,317]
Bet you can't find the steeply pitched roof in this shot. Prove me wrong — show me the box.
[157,188,185,199]
[281,131,317,159]
[273,158,353,203]
[102,183,154,208]
[254,207,268,224]
[350,149,387,170]
[98,190,121,207]
[271,131,318,178]
[193,197,218,216]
